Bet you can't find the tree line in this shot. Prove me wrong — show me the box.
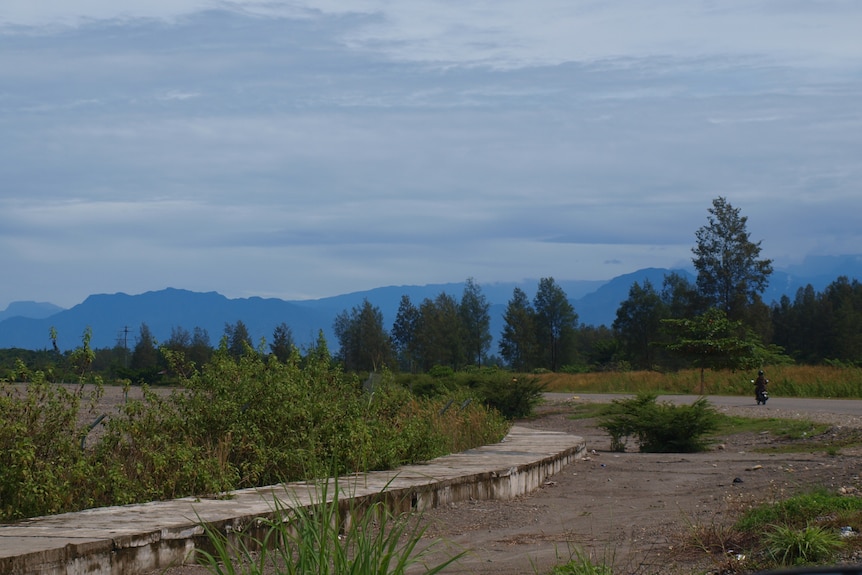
[3,197,861,384]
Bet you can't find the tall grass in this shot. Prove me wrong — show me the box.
[535,365,862,398]
[197,477,465,575]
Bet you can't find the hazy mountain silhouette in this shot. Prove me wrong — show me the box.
[0,301,64,323]
[1,255,859,352]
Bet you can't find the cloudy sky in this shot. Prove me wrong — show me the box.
[1,1,860,309]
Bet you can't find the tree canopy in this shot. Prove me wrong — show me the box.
[692,196,773,323]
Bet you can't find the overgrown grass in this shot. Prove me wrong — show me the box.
[763,523,845,566]
[735,488,862,534]
[713,415,830,440]
[543,546,613,575]
[732,489,862,570]
[687,486,862,571]
[535,365,862,398]
[198,476,465,575]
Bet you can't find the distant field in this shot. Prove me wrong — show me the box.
[534,366,862,398]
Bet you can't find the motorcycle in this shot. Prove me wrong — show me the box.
[752,378,769,405]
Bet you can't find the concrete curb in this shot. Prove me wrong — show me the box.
[0,426,585,575]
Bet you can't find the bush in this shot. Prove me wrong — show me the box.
[470,372,546,419]
[400,369,546,420]
[764,523,845,566]
[1,352,509,521]
[596,392,719,453]
[0,380,101,520]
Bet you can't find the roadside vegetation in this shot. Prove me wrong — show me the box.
[534,364,862,398]
[687,487,862,573]
[0,347,510,522]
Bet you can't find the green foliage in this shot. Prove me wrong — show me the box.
[499,287,539,372]
[0,380,102,520]
[534,277,579,372]
[596,392,720,453]
[772,277,862,365]
[198,477,466,575]
[0,345,509,521]
[547,555,612,575]
[612,279,667,370]
[399,368,545,420]
[735,488,862,533]
[472,373,546,419]
[692,196,773,321]
[333,299,394,372]
[460,278,492,367]
[763,523,845,566]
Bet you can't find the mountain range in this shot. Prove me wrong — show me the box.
[2,254,860,352]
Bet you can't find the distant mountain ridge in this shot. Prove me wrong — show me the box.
[0,301,64,323]
[1,255,860,352]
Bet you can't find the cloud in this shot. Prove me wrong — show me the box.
[0,2,860,309]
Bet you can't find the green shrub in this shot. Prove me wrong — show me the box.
[596,392,719,453]
[472,373,546,419]
[1,351,509,521]
[764,523,845,566]
[400,368,546,419]
[0,380,100,519]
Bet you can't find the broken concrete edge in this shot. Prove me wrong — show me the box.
[0,426,586,575]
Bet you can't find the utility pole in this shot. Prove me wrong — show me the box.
[116,326,130,368]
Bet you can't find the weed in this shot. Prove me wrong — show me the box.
[538,545,613,575]
[764,523,845,566]
[197,477,465,575]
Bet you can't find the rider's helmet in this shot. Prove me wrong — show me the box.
[758,370,764,375]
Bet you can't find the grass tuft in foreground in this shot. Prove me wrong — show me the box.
[197,477,465,575]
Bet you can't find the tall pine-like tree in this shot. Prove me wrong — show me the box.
[692,197,773,323]
[459,278,492,367]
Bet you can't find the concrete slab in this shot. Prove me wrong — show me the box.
[0,426,584,575]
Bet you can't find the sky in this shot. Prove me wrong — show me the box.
[1,1,861,309]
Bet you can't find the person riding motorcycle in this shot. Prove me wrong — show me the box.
[754,370,769,405]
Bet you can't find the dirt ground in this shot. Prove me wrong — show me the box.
[414,400,862,575]
[105,389,861,575]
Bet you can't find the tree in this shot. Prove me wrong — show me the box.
[499,288,538,372]
[822,276,862,364]
[692,197,773,322]
[223,320,253,359]
[533,277,578,372]
[415,293,465,371]
[392,295,420,372]
[189,327,212,367]
[613,279,667,370]
[307,329,331,365]
[333,299,393,372]
[459,278,492,367]
[661,272,704,319]
[662,308,784,393]
[130,323,159,372]
[165,326,191,351]
[269,322,295,363]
